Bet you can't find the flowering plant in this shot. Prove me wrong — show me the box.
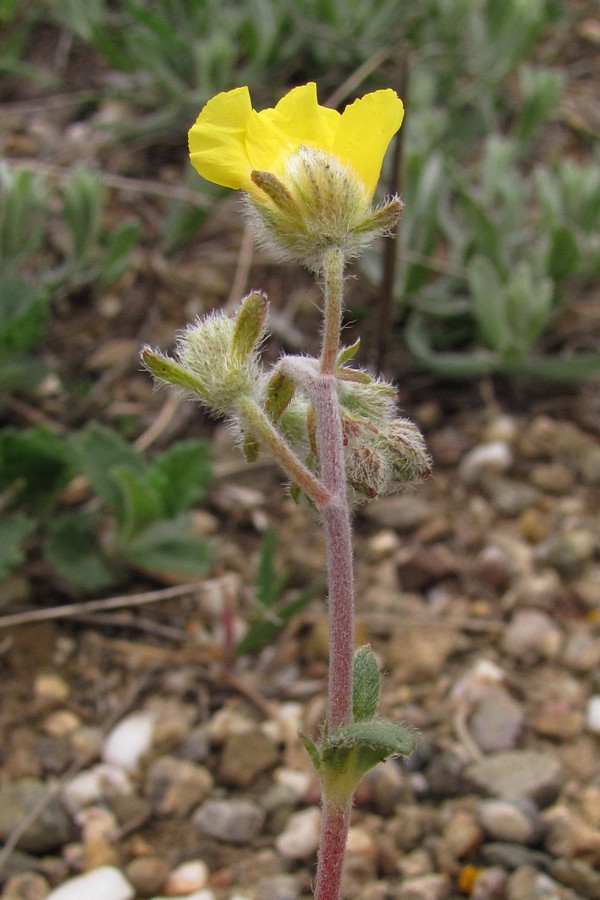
[189,82,405,268]
[143,82,429,900]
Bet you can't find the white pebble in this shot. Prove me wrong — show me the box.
[162,859,209,895]
[586,696,600,734]
[275,806,321,860]
[102,711,156,769]
[274,766,311,800]
[459,441,513,484]
[46,865,134,900]
[63,764,133,813]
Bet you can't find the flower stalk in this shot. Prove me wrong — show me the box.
[312,250,354,899]
[144,82,428,900]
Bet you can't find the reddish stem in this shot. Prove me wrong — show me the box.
[313,802,351,900]
[313,249,355,900]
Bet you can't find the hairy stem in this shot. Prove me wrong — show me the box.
[319,247,345,375]
[237,396,331,506]
[314,802,351,900]
[313,248,354,900]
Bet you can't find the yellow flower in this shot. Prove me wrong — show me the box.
[188,83,404,268]
[188,82,404,203]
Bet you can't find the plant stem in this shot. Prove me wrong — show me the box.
[237,396,331,506]
[314,803,351,900]
[320,247,345,374]
[313,247,355,900]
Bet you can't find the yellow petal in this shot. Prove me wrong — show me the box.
[188,86,254,190]
[333,90,404,199]
[246,83,340,177]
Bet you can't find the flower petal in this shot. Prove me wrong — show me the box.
[188,86,254,190]
[246,83,340,177]
[333,90,404,199]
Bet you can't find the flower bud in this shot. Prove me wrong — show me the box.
[141,293,268,416]
[247,147,402,270]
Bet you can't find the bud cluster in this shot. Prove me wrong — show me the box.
[267,351,431,505]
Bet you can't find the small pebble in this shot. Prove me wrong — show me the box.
[397,873,451,899]
[542,804,600,861]
[477,798,541,845]
[145,756,213,817]
[42,710,81,738]
[1,872,51,899]
[102,711,156,770]
[506,866,567,900]
[459,441,513,485]
[253,874,300,900]
[532,702,584,740]
[471,867,508,900]
[45,865,134,900]
[33,674,70,702]
[466,750,562,805]
[161,859,209,895]
[275,806,321,860]
[529,462,574,494]
[563,628,600,672]
[441,808,483,859]
[125,856,171,896]
[586,695,600,734]
[62,764,134,814]
[0,778,73,853]
[537,528,595,578]
[502,609,562,661]
[343,825,378,880]
[469,688,526,753]
[193,799,265,844]
[218,729,279,787]
[548,857,600,898]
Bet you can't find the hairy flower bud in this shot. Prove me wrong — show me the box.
[248,148,403,270]
[142,292,268,416]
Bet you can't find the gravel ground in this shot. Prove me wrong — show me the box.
[1,386,600,900]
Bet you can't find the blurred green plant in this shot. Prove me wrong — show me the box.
[236,526,321,655]
[0,274,50,399]
[0,163,140,302]
[399,140,600,381]
[0,423,212,591]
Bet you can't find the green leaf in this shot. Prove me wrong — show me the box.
[405,312,499,380]
[0,513,35,579]
[299,732,321,772]
[0,274,49,352]
[255,526,288,608]
[110,465,163,542]
[546,226,580,281]
[502,353,600,383]
[69,423,143,509]
[236,584,320,656]
[126,515,211,575]
[62,167,105,264]
[97,219,140,292]
[320,719,418,807]
[141,347,208,397]
[468,255,512,354]
[0,351,47,395]
[337,338,361,366]
[352,645,381,722]
[44,510,118,591]
[146,439,212,518]
[0,427,72,515]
